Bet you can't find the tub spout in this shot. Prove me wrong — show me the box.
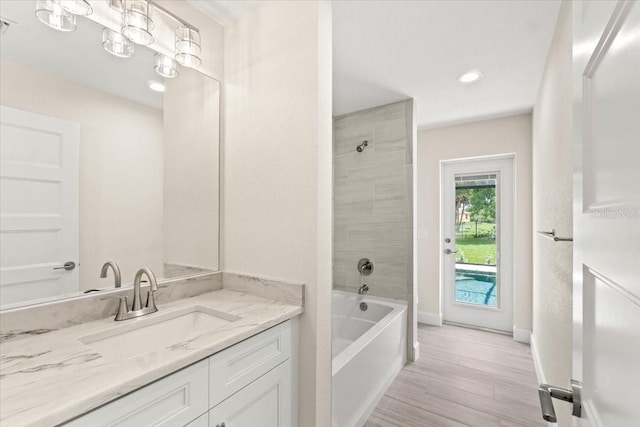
[358,284,369,294]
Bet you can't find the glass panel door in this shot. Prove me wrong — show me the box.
[441,156,513,332]
[454,174,498,307]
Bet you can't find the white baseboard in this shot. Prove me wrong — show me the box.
[530,334,553,426]
[413,341,420,361]
[513,327,531,344]
[418,311,442,326]
[530,333,546,384]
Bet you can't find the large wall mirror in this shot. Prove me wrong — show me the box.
[0,1,220,309]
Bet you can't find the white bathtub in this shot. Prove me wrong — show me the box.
[332,290,407,427]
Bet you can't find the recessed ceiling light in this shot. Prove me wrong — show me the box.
[457,70,483,84]
[147,81,165,92]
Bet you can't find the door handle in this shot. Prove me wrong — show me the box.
[538,380,582,422]
[53,261,76,271]
[444,249,457,254]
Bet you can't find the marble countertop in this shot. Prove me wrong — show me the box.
[0,289,303,427]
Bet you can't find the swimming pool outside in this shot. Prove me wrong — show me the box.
[455,267,497,307]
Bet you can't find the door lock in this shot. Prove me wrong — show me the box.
[538,379,582,422]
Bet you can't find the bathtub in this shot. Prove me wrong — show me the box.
[332,290,407,427]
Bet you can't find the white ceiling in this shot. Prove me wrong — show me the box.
[185,0,562,129]
[333,0,562,128]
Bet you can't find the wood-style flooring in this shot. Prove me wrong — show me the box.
[365,324,545,427]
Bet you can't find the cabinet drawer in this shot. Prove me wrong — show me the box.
[209,321,291,407]
[208,360,291,427]
[65,359,209,427]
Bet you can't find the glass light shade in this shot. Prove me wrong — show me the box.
[108,0,124,12]
[102,28,134,58]
[174,27,201,68]
[154,53,178,78]
[35,0,76,32]
[121,1,153,45]
[59,0,92,16]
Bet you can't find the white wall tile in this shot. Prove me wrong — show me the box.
[333,100,412,301]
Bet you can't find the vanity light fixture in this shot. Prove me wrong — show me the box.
[58,0,92,16]
[122,0,154,45]
[35,0,77,32]
[457,70,483,84]
[147,80,165,92]
[102,28,134,58]
[34,0,205,73]
[175,26,202,68]
[154,53,179,78]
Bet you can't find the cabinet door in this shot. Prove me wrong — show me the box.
[209,321,291,407]
[208,360,291,427]
[64,360,208,427]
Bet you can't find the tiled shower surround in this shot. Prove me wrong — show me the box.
[333,100,413,300]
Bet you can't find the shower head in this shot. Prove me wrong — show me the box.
[356,140,369,153]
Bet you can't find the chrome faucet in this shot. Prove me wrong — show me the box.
[114,268,158,321]
[100,261,121,288]
[358,284,369,294]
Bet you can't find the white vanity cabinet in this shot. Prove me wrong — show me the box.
[64,320,296,427]
[208,360,291,427]
[64,360,210,427]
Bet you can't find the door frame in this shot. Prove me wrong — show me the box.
[440,154,515,333]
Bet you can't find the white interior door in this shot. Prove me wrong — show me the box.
[572,1,640,425]
[0,105,79,306]
[441,156,514,332]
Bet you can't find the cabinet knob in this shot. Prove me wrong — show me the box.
[216,423,226,427]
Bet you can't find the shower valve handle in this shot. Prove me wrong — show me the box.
[357,258,373,276]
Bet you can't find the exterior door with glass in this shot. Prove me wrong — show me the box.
[442,156,514,332]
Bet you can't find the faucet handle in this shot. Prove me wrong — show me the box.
[145,289,157,311]
[357,258,374,276]
[114,296,129,321]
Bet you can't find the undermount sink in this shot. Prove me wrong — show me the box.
[79,306,241,362]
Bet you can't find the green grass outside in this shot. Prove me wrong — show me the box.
[456,222,495,238]
[455,238,496,265]
[455,222,496,265]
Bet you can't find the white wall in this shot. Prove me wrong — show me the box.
[531,2,573,425]
[417,114,533,333]
[164,69,220,271]
[223,1,332,426]
[0,60,164,290]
